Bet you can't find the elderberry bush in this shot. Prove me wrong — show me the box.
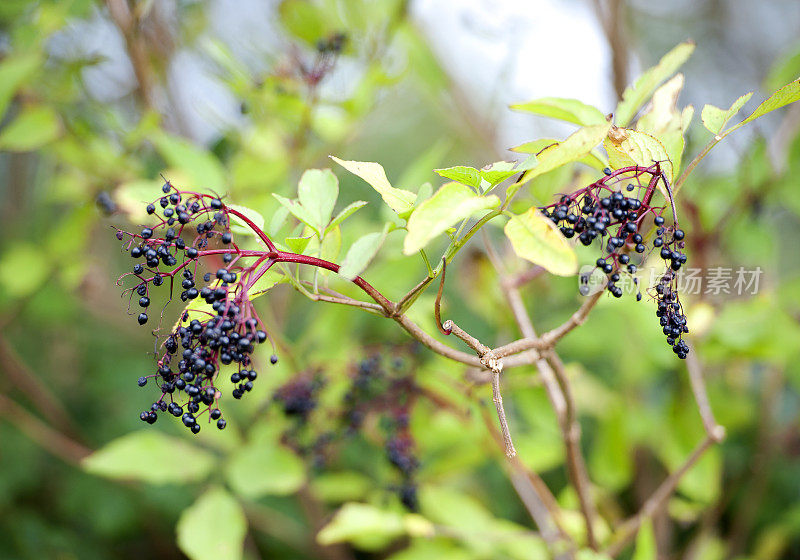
[116,181,279,432]
[540,164,690,358]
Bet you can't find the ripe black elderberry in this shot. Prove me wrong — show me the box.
[116,180,281,431]
[539,163,690,359]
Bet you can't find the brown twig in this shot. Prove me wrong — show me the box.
[0,393,91,465]
[684,351,724,437]
[606,430,724,557]
[105,0,158,109]
[0,335,83,439]
[544,351,599,550]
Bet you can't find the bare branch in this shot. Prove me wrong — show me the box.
[0,393,91,465]
[606,430,725,557]
[685,351,724,439]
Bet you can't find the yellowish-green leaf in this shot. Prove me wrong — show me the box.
[604,126,674,185]
[403,183,500,254]
[227,203,265,238]
[632,519,657,560]
[701,92,753,135]
[272,193,318,233]
[0,105,60,151]
[511,97,607,126]
[226,440,306,498]
[310,471,373,503]
[317,503,407,551]
[435,166,481,189]
[0,243,50,298]
[285,236,312,254]
[328,200,368,232]
[249,268,287,299]
[616,41,695,126]
[511,123,612,198]
[176,487,247,560]
[504,208,578,276]
[740,78,800,126]
[338,226,388,280]
[298,168,339,234]
[330,156,416,216]
[511,138,608,170]
[82,431,216,484]
[636,75,691,174]
[0,53,41,119]
[151,133,226,190]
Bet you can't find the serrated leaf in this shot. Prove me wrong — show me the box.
[82,431,216,484]
[511,97,607,126]
[227,204,265,237]
[273,193,319,234]
[338,226,388,280]
[701,92,753,135]
[510,123,612,198]
[616,41,695,126]
[226,440,305,498]
[435,166,481,189]
[330,156,416,216]
[504,208,578,276]
[740,78,800,126]
[0,53,41,119]
[328,200,368,232]
[403,183,500,255]
[176,487,247,560]
[317,503,406,550]
[0,106,61,151]
[604,126,674,185]
[298,168,338,234]
[632,519,656,560]
[151,133,226,190]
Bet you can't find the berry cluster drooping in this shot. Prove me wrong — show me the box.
[343,352,420,510]
[539,163,690,358]
[116,180,279,432]
[272,373,332,468]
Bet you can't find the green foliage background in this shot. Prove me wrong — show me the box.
[1,1,800,559]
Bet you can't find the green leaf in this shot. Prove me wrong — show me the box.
[615,41,695,126]
[338,226,388,281]
[310,471,373,503]
[740,78,800,126]
[478,161,519,189]
[511,138,607,170]
[272,193,319,234]
[226,440,305,498]
[298,168,339,234]
[511,97,607,126]
[0,242,50,298]
[632,519,657,560]
[511,123,612,198]
[0,106,60,151]
[0,53,41,119]
[317,503,407,550]
[328,200,368,232]
[403,183,500,255]
[176,487,247,560]
[151,133,226,190]
[227,204,266,237]
[82,431,216,484]
[330,156,416,216]
[701,92,753,135]
[504,207,578,276]
[604,126,674,184]
[249,268,287,299]
[285,236,312,254]
[434,166,481,189]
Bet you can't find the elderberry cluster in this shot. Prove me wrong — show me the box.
[540,164,690,358]
[116,180,278,431]
[316,32,346,54]
[343,352,420,510]
[272,374,332,468]
[654,273,690,358]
